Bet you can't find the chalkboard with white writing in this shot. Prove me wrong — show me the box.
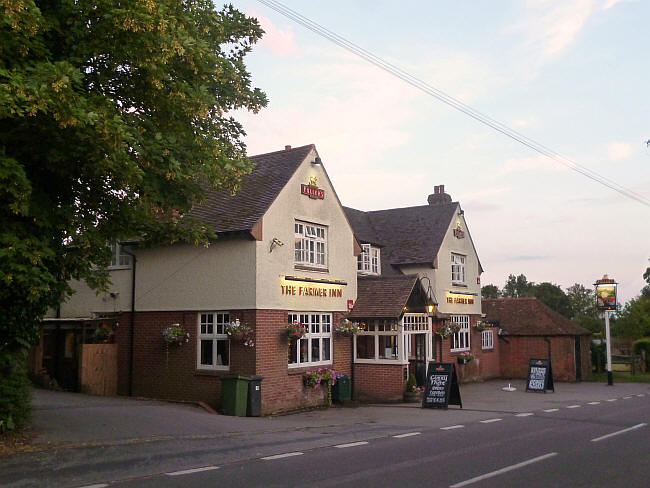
[422,363,462,409]
[526,358,554,393]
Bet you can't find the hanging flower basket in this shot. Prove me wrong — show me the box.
[92,323,113,344]
[285,321,307,341]
[335,318,362,336]
[457,352,474,364]
[162,324,189,346]
[432,321,460,338]
[225,320,254,347]
[473,320,491,332]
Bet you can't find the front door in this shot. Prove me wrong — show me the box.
[414,334,426,386]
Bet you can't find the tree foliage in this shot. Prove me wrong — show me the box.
[532,282,571,318]
[1,1,267,351]
[481,284,500,299]
[501,274,535,298]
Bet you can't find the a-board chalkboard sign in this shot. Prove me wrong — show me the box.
[422,363,462,409]
[526,358,554,393]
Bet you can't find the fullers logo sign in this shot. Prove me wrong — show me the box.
[453,220,465,239]
[301,176,325,200]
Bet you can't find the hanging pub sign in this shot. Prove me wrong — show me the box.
[422,363,462,409]
[301,176,325,199]
[453,220,465,239]
[595,276,617,311]
[526,358,554,393]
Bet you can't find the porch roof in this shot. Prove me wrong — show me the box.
[349,275,419,319]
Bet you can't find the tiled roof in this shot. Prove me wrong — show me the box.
[343,203,458,269]
[187,145,314,233]
[482,298,591,336]
[349,275,418,318]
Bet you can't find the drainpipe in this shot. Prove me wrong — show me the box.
[122,247,137,396]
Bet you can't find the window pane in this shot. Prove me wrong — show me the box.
[299,338,308,363]
[356,335,375,359]
[288,339,297,364]
[216,339,229,366]
[379,335,398,359]
[200,340,213,366]
[322,315,331,333]
[311,338,320,362]
[322,338,331,361]
[311,314,320,333]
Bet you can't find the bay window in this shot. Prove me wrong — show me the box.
[355,319,399,362]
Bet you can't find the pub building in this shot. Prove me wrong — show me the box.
[33,144,498,414]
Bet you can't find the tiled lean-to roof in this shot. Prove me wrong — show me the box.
[482,298,591,336]
[349,275,420,318]
[188,145,315,234]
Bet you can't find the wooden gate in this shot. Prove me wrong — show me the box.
[80,344,118,396]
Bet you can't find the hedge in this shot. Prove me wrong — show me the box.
[0,348,31,433]
[633,338,650,369]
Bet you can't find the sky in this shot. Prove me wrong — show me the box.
[229,0,650,304]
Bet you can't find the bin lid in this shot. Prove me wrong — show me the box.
[221,374,252,381]
[249,375,264,381]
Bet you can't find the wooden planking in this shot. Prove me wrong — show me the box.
[81,344,118,396]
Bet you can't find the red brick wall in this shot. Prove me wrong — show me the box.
[353,363,406,402]
[499,335,589,382]
[436,315,499,382]
[116,309,351,414]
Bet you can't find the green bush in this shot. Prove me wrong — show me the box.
[406,373,417,392]
[0,348,31,433]
[633,338,650,369]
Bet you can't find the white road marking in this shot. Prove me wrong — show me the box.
[262,452,303,460]
[623,396,632,399]
[393,432,421,438]
[334,441,368,448]
[441,425,465,430]
[450,452,558,487]
[77,485,109,488]
[166,466,219,476]
[515,413,534,417]
[587,401,601,405]
[591,423,647,443]
[638,394,645,397]
[566,405,581,409]
[607,398,618,402]
[480,418,502,423]
[543,408,559,412]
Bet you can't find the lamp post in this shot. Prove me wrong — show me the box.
[594,275,617,386]
[420,276,440,360]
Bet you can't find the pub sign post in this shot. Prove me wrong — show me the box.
[594,275,617,386]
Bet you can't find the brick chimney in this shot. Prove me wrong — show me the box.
[427,185,452,205]
[284,145,292,150]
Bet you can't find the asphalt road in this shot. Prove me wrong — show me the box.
[104,392,648,487]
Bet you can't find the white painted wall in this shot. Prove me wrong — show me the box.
[55,269,133,318]
[400,206,482,316]
[256,148,357,312]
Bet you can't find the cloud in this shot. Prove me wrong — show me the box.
[508,0,597,66]
[251,13,297,55]
[603,0,637,9]
[607,142,632,161]
[499,155,567,175]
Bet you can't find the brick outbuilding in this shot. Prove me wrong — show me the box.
[482,298,592,382]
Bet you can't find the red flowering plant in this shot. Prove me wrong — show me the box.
[92,323,113,343]
[285,320,307,341]
[432,321,459,338]
[303,368,343,406]
[225,319,255,348]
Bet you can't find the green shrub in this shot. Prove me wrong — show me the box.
[633,338,650,369]
[0,348,31,433]
[406,373,417,392]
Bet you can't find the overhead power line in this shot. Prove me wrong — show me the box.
[257,0,650,208]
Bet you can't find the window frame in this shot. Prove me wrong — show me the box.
[451,253,466,285]
[288,312,332,368]
[109,243,132,269]
[357,244,381,275]
[481,329,494,350]
[450,314,470,352]
[354,319,402,364]
[197,312,230,371]
[294,221,328,270]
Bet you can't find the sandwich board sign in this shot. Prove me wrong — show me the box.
[422,363,462,409]
[526,358,554,393]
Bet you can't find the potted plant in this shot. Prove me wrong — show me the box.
[335,318,362,336]
[225,319,254,346]
[403,373,424,402]
[285,320,307,342]
[162,323,189,346]
[303,368,341,406]
[92,323,113,343]
[473,320,491,332]
[457,352,474,364]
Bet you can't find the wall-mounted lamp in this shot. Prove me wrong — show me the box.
[269,237,284,253]
[312,156,322,165]
[420,276,438,316]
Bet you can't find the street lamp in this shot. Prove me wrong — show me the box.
[420,276,438,316]
[594,275,618,386]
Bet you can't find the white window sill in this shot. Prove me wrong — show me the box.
[108,265,132,271]
[288,361,333,369]
[354,359,408,365]
[450,348,470,353]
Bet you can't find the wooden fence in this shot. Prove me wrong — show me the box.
[80,344,118,396]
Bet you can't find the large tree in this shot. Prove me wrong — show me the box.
[532,282,571,318]
[1,0,267,352]
[501,274,535,298]
[481,284,500,299]
[566,283,601,333]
